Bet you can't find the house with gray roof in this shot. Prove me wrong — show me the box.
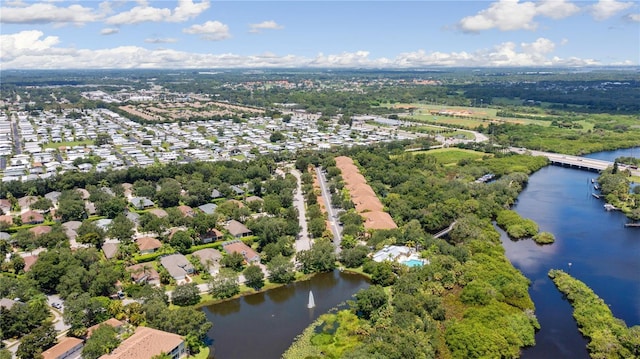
[129,196,154,210]
[160,254,194,282]
[224,220,252,238]
[192,248,222,274]
[198,203,217,215]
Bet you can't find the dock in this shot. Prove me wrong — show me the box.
[604,204,619,211]
[624,223,640,228]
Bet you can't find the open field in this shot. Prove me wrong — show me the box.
[382,102,555,128]
[42,140,93,149]
[406,148,488,165]
[401,124,475,140]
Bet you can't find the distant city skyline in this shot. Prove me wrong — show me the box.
[1,0,639,69]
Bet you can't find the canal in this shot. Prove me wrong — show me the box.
[509,147,640,358]
[202,270,369,359]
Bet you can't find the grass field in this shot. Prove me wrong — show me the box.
[409,148,488,165]
[381,102,554,128]
[42,140,93,149]
[402,125,475,140]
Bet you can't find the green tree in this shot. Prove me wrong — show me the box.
[221,251,245,272]
[352,285,387,320]
[243,264,265,290]
[296,238,336,273]
[209,269,239,299]
[267,254,295,284]
[107,214,134,242]
[81,324,120,359]
[339,245,370,268]
[171,283,201,306]
[30,197,53,211]
[16,321,56,359]
[169,230,193,254]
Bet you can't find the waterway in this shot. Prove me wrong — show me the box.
[506,147,640,358]
[202,270,369,359]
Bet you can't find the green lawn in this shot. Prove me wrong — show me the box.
[410,148,488,165]
[42,140,93,149]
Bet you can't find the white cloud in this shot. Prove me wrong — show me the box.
[0,2,102,24]
[101,28,119,35]
[183,21,230,41]
[627,13,640,22]
[0,30,61,62]
[535,0,580,19]
[145,37,178,44]
[106,0,209,25]
[590,0,634,21]
[249,20,284,33]
[0,32,611,69]
[458,0,579,32]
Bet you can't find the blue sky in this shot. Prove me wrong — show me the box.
[1,0,638,69]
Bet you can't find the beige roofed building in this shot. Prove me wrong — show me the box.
[99,326,186,359]
[41,337,84,359]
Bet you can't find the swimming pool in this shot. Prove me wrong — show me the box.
[402,259,425,267]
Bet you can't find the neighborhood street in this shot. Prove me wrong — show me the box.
[315,167,342,253]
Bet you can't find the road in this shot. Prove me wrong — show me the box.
[315,167,342,253]
[10,115,21,155]
[289,168,311,252]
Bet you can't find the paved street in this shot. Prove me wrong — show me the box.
[289,168,311,252]
[315,167,342,253]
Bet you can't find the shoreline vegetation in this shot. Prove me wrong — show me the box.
[548,270,640,358]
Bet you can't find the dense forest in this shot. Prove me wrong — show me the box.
[285,144,550,358]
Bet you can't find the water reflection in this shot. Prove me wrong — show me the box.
[202,271,369,359]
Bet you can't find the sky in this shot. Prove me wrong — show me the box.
[1,0,639,69]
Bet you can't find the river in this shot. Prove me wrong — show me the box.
[202,270,369,359]
[506,147,640,358]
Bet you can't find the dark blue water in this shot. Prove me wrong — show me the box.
[202,270,369,359]
[505,148,640,359]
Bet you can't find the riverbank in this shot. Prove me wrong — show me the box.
[548,269,638,358]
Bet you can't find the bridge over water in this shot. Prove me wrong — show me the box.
[510,148,640,177]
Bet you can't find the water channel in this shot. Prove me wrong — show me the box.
[202,270,370,359]
[202,148,639,359]
[510,147,640,358]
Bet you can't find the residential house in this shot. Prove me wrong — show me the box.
[127,263,160,286]
[0,298,18,310]
[0,199,11,214]
[199,228,223,243]
[41,337,84,359]
[230,185,245,196]
[245,196,263,204]
[224,220,252,238]
[148,208,168,218]
[222,240,260,263]
[0,215,13,226]
[29,225,52,237]
[99,326,186,359]
[23,254,38,272]
[197,203,217,215]
[44,191,62,206]
[176,205,194,217]
[17,196,37,211]
[192,248,222,274]
[129,196,154,210]
[136,236,162,254]
[61,221,82,241]
[126,211,140,226]
[160,254,194,282]
[87,318,124,338]
[21,210,44,224]
[102,243,119,260]
[210,189,223,199]
[75,188,90,200]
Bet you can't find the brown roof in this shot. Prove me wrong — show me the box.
[99,326,184,359]
[17,196,37,210]
[102,243,119,259]
[0,215,13,225]
[222,240,259,262]
[224,220,251,237]
[361,211,398,230]
[29,225,52,236]
[148,208,168,218]
[176,205,193,217]
[21,210,44,224]
[126,263,160,283]
[136,237,162,251]
[87,318,124,338]
[335,156,397,231]
[23,255,38,272]
[41,337,84,359]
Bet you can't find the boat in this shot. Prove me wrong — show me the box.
[604,204,619,211]
[594,184,600,190]
[591,178,595,183]
[624,223,640,228]
[592,193,601,199]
